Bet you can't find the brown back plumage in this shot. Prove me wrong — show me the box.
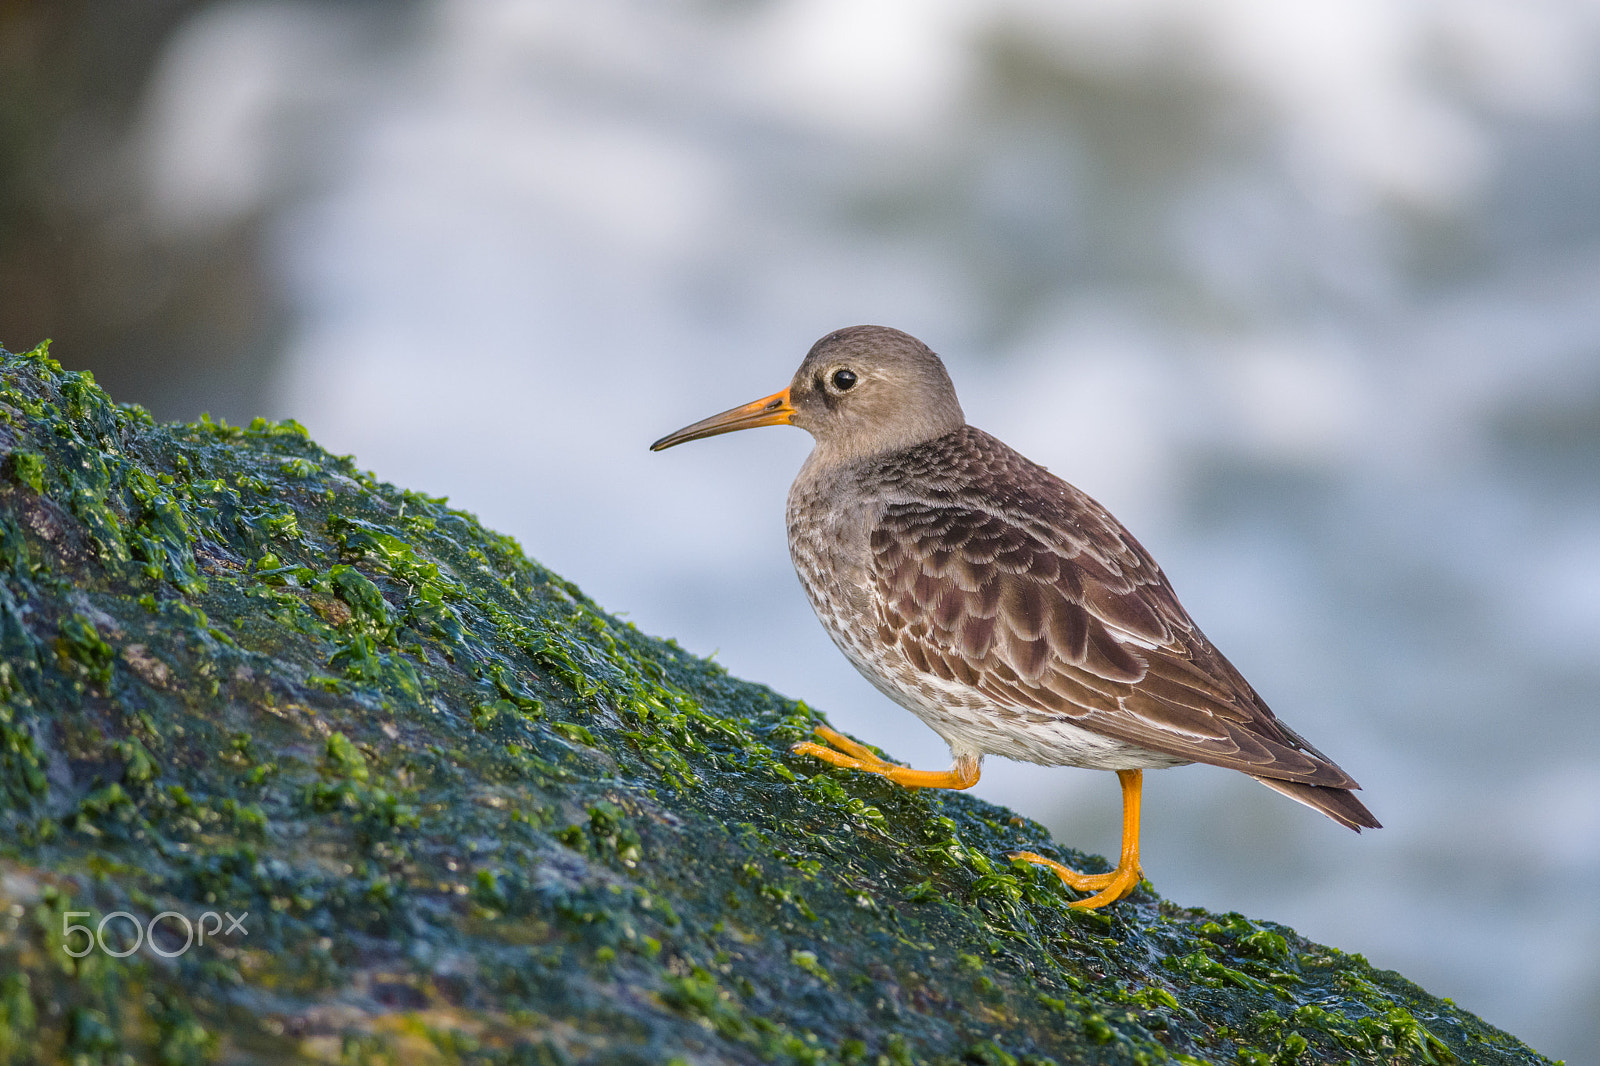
[856,425,1378,829]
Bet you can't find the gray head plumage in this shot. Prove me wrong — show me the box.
[649,325,965,459]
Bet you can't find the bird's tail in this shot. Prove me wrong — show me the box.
[1251,776,1381,831]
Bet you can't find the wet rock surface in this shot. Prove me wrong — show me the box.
[0,343,1556,1064]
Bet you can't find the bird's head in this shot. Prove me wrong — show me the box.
[650,325,965,460]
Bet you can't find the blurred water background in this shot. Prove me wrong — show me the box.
[4,1,1599,1059]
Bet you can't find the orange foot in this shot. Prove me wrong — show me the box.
[1010,769,1145,910]
[791,725,979,790]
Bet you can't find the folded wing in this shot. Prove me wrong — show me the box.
[870,495,1364,794]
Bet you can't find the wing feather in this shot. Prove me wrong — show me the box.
[866,438,1364,791]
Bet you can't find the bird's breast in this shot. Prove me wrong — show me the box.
[786,464,877,647]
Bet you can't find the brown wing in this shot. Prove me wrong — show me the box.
[869,496,1361,790]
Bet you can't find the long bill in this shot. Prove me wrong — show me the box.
[649,388,795,451]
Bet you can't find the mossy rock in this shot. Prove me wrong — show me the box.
[0,342,1556,1065]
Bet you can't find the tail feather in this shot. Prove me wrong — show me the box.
[1251,775,1381,831]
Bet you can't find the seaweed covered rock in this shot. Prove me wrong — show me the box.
[0,342,1556,1065]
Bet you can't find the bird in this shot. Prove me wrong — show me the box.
[650,325,1378,909]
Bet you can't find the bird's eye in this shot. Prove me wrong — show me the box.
[831,368,858,391]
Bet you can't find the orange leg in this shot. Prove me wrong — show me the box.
[792,725,980,790]
[1011,769,1144,910]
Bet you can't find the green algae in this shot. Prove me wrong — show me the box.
[0,341,1563,1066]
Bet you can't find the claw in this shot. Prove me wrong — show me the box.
[791,726,979,790]
[1011,769,1145,911]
